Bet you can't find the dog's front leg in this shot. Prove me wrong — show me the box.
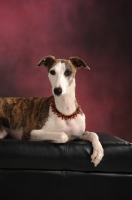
[79,131,104,167]
[30,129,68,143]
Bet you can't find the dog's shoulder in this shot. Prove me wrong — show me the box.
[33,96,53,124]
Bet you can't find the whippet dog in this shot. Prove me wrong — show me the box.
[0,56,104,166]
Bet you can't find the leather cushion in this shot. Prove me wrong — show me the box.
[1,170,132,200]
[0,133,131,173]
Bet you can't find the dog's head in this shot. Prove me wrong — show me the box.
[36,56,90,96]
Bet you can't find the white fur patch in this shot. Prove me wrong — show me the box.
[48,62,72,96]
[41,107,86,141]
[0,130,8,139]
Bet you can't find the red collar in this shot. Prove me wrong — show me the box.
[50,97,81,120]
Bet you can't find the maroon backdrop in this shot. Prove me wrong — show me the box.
[0,0,132,141]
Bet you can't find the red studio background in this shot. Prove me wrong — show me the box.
[0,0,132,141]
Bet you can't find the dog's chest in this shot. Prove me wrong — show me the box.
[42,107,86,140]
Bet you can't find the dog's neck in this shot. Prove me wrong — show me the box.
[54,81,77,115]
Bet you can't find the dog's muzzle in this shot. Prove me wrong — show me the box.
[54,87,62,96]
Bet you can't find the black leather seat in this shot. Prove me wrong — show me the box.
[0,133,132,200]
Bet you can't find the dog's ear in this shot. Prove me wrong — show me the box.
[69,57,90,70]
[36,56,55,68]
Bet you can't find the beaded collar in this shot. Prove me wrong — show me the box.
[50,97,81,120]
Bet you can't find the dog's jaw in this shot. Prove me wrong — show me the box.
[53,81,77,116]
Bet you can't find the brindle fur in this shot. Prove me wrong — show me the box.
[0,96,53,139]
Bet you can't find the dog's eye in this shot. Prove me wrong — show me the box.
[64,70,72,77]
[50,70,56,75]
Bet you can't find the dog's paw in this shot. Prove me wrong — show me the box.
[52,132,69,143]
[91,142,104,167]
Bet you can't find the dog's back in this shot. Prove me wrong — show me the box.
[0,96,52,139]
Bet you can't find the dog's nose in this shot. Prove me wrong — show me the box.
[54,87,62,96]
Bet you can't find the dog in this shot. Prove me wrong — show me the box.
[0,56,104,167]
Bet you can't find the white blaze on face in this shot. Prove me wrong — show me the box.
[48,62,70,95]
